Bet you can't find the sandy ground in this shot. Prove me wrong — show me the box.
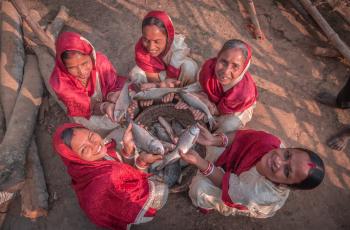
[2,0,350,229]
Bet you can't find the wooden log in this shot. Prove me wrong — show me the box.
[0,1,25,126]
[0,55,43,191]
[10,0,55,56]
[20,139,48,219]
[247,0,264,40]
[314,46,341,57]
[299,0,350,62]
[45,5,69,41]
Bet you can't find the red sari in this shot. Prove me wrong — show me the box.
[215,130,281,209]
[49,32,125,118]
[199,42,258,115]
[53,123,155,230]
[135,11,180,79]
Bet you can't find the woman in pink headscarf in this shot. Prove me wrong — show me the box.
[176,39,258,133]
[53,123,168,230]
[49,32,135,135]
[130,11,198,107]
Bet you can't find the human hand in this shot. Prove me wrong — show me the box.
[139,151,163,164]
[103,102,116,122]
[179,149,202,166]
[127,100,139,119]
[106,91,121,103]
[189,107,205,121]
[196,124,215,146]
[140,82,158,91]
[122,123,135,155]
[140,100,154,107]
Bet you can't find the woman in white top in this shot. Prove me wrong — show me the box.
[180,125,325,218]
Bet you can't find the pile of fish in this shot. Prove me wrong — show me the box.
[130,114,201,188]
[113,82,215,130]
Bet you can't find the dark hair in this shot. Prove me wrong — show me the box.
[61,50,85,61]
[289,148,325,190]
[142,16,167,37]
[218,39,249,60]
[61,128,74,148]
[61,127,86,148]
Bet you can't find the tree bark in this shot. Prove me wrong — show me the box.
[10,0,55,56]
[299,0,350,62]
[0,55,43,191]
[20,139,48,219]
[45,5,69,41]
[0,1,25,126]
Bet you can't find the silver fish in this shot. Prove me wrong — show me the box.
[153,123,172,143]
[171,119,185,137]
[131,121,165,155]
[158,116,176,144]
[132,83,201,101]
[157,124,200,170]
[179,92,215,130]
[113,81,131,122]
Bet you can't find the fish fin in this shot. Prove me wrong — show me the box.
[182,83,201,93]
[208,116,216,131]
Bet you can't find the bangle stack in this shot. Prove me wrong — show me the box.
[216,133,228,147]
[135,156,149,170]
[200,161,215,177]
[121,148,135,159]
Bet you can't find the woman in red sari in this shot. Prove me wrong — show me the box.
[176,39,258,133]
[180,125,325,218]
[50,32,132,135]
[130,10,198,107]
[53,123,168,230]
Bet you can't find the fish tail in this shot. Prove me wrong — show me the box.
[208,116,216,131]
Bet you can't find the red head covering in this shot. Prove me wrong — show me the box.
[53,123,152,230]
[135,11,180,79]
[215,129,281,209]
[199,42,258,114]
[49,32,125,118]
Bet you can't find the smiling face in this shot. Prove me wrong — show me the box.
[214,48,246,86]
[142,25,167,57]
[63,52,93,82]
[70,128,107,161]
[256,148,311,185]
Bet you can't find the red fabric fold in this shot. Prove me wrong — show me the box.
[215,129,281,209]
[53,123,152,230]
[135,11,180,79]
[49,32,124,118]
[199,43,258,114]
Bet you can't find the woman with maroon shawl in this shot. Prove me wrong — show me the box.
[130,11,198,107]
[49,32,131,135]
[176,39,258,133]
[180,125,325,218]
[53,123,168,230]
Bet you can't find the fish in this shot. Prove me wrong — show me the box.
[153,123,172,143]
[157,124,200,170]
[171,119,185,137]
[132,83,201,101]
[163,161,182,187]
[113,81,131,122]
[160,141,176,153]
[130,121,165,155]
[179,92,215,130]
[158,116,177,144]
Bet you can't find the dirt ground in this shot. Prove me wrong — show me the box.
[2,0,350,229]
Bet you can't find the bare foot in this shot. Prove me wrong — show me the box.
[315,92,337,107]
[327,129,350,151]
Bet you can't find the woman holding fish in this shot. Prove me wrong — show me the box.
[49,32,135,135]
[179,125,325,218]
[53,123,168,230]
[176,39,258,133]
[129,11,198,107]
